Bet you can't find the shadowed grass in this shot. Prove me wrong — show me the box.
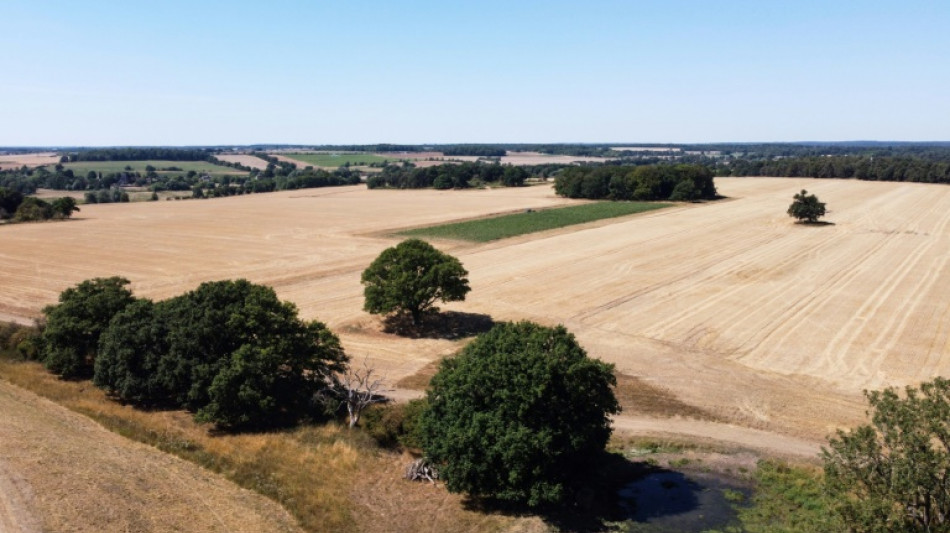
[398,201,672,242]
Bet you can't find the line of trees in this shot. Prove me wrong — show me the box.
[723,155,950,183]
[61,147,215,162]
[0,187,79,222]
[554,163,718,201]
[38,277,347,429]
[366,162,528,189]
[441,145,507,157]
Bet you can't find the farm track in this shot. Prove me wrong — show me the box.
[2,179,950,443]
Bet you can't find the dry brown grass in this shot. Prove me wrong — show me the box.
[0,358,533,533]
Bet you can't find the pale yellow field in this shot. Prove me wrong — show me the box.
[2,178,949,442]
[215,153,270,170]
[0,152,60,170]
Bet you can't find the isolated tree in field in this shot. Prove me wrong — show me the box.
[361,239,470,326]
[420,321,619,506]
[822,377,950,532]
[787,189,826,223]
[42,277,136,378]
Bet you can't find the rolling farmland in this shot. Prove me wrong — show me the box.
[2,178,949,441]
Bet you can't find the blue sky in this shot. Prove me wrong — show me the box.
[2,1,947,145]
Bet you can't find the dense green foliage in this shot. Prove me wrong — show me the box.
[41,277,136,378]
[420,321,618,506]
[0,187,79,222]
[725,155,950,183]
[0,156,358,201]
[90,279,348,428]
[399,201,670,242]
[441,145,506,157]
[822,378,950,532]
[787,189,826,223]
[366,162,526,189]
[361,239,470,325]
[554,164,717,201]
[61,147,215,162]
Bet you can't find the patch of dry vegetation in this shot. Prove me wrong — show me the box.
[0,357,529,533]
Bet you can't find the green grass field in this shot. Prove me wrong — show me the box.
[283,152,392,168]
[398,201,671,242]
[57,160,244,176]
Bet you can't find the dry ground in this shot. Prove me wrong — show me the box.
[0,379,302,533]
[2,179,949,444]
[0,153,60,170]
[215,153,270,170]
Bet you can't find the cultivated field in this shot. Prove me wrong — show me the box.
[0,152,60,170]
[279,152,393,168]
[2,178,949,442]
[55,160,245,176]
[215,153,270,170]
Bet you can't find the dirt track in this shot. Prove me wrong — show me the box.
[2,179,949,442]
[0,380,302,532]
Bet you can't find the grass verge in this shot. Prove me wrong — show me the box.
[0,354,521,533]
[398,201,671,242]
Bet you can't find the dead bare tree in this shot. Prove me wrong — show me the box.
[405,458,439,483]
[331,358,391,428]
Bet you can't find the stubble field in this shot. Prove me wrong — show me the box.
[2,178,949,442]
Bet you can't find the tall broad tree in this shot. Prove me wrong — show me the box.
[361,239,470,326]
[420,321,619,506]
[822,377,950,532]
[42,277,136,378]
[787,189,826,223]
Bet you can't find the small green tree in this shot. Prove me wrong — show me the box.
[822,377,950,532]
[420,321,619,506]
[787,189,826,223]
[361,239,470,326]
[42,277,136,378]
[50,197,80,219]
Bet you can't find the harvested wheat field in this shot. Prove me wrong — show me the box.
[214,153,270,170]
[2,178,950,444]
[0,380,302,533]
[0,152,60,170]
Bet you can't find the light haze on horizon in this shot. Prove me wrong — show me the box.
[2,0,948,146]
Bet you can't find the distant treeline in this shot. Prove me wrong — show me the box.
[61,147,216,162]
[441,145,507,157]
[194,167,360,198]
[724,156,950,183]
[554,164,717,201]
[366,162,529,189]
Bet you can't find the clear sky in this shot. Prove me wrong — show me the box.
[2,1,948,146]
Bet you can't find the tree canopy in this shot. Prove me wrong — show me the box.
[787,189,826,223]
[361,239,470,326]
[41,277,136,378]
[822,377,950,532]
[91,279,348,428]
[420,321,619,506]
